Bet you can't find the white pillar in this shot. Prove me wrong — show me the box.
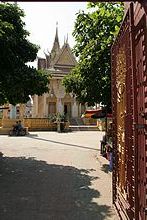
[32,95,38,117]
[38,96,44,118]
[45,95,48,118]
[43,94,47,117]
[79,103,81,117]
[72,99,78,118]
[57,98,63,114]
[10,105,16,119]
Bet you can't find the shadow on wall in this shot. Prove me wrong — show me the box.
[0,157,113,220]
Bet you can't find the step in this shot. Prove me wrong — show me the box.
[0,127,10,135]
[69,125,98,131]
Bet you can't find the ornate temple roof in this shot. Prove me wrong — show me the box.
[52,41,77,70]
[38,24,77,75]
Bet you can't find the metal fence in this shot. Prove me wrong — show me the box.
[111,2,147,220]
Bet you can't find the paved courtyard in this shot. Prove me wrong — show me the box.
[0,131,118,220]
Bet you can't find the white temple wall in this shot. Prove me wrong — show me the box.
[26,78,81,118]
[72,100,78,117]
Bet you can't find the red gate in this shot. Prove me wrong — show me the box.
[111,2,147,220]
[134,3,147,219]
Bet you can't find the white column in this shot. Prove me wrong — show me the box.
[59,98,63,114]
[57,98,63,114]
[32,95,38,117]
[79,103,81,117]
[45,95,49,117]
[10,105,16,119]
[38,96,44,118]
[72,99,78,117]
[43,94,47,117]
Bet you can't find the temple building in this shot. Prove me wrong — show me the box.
[31,26,85,120]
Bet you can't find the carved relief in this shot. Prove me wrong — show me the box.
[116,47,126,103]
[116,47,126,193]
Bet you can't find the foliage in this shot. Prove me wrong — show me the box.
[48,113,67,123]
[0,3,49,105]
[48,114,57,123]
[62,2,124,108]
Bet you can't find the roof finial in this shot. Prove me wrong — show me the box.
[55,22,58,40]
[56,21,58,29]
[66,33,68,44]
[50,22,60,61]
[53,21,59,47]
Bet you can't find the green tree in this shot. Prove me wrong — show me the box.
[0,3,49,105]
[62,2,124,109]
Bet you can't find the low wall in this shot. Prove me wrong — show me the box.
[0,118,70,133]
[24,118,57,131]
[0,119,2,127]
[2,119,20,128]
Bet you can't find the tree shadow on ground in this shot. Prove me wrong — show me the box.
[0,157,114,220]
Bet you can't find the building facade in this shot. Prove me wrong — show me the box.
[31,26,85,120]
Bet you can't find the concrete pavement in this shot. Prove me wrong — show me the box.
[0,131,119,220]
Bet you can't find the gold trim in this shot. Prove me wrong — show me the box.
[116,47,127,193]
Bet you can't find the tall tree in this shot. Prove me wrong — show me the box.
[0,3,49,105]
[62,2,124,109]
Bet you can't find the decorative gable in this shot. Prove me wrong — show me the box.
[54,44,77,67]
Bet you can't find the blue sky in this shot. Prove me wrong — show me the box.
[18,2,87,62]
